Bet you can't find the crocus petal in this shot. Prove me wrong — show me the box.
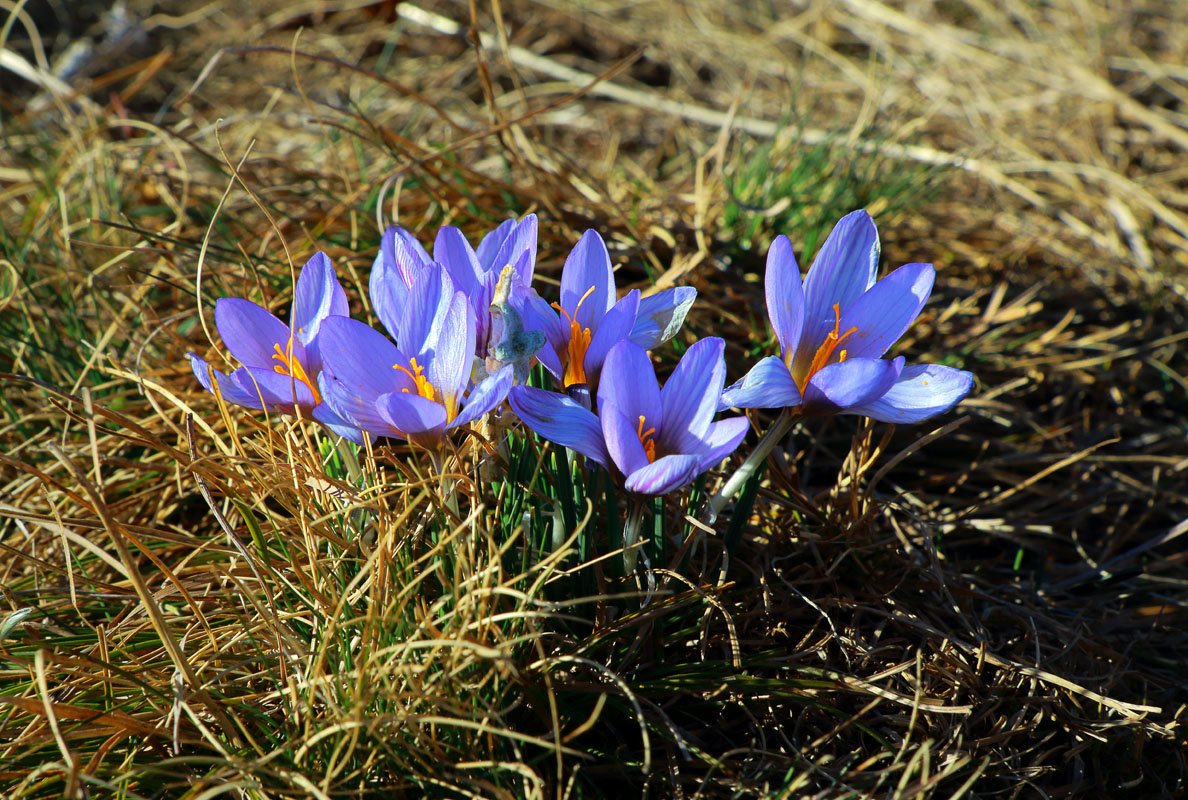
[838,262,935,360]
[371,226,431,338]
[318,316,410,400]
[434,226,483,299]
[449,365,513,429]
[388,226,433,281]
[583,289,640,383]
[311,403,368,445]
[369,259,407,341]
[520,290,566,350]
[629,286,697,349]
[799,210,879,351]
[232,366,318,409]
[596,340,661,433]
[659,336,725,451]
[189,353,218,394]
[560,229,615,329]
[601,405,650,478]
[719,356,802,411]
[487,214,538,282]
[214,297,291,369]
[765,235,805,356]
[508,386,610,468]
[803,356,904,413]
[846,364,974,424]
[535,347,564,384]
[424,291,475,404]
[291,251,348,346]
[319,372,404,439]
[378,391,448,442]
[624,454,701,496]
[694,416,750,473]
[519,292,566,380]
[317,317,412,436]
[475,218,517,270]
[189,354,264,410]
[398,266,454,356]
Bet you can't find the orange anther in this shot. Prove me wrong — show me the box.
[553,285,599,387]
[636,415,657,463]
[393,357,437,403]
[272,339,321,403]
[799,304,858,390]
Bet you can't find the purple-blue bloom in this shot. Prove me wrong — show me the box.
[720,210,974,422]
[319,267,513,450]
[510,338,748,496]
[188,252,363,443]
[520,229,697,394]
[369,216,542,378]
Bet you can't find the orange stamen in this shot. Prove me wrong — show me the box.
[553,285,598,387]
[798,303,858,390]
[271,339,321,403]
[636,415,657,464]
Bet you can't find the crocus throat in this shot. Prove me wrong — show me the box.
[553,285,597,387]
[789,303,858,391]
[271,339,320,403]
[393,358,459,422]
[636,415,657,464]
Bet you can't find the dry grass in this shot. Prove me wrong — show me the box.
[1,1,1186,797]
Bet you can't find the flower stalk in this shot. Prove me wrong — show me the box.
[622,499,648,572]
[703,409,799,524]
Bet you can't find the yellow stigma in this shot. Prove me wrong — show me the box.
[636,415,657,464]
[553,285,597,387]
[271,338,321,403]
[393,357,459,422]
[393,357,437,403]
[789,303,859,391]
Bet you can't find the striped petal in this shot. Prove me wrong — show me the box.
[803,356,903,414]
[799,210,879,352]
[719,356,802,411]
[837,262,934,361]
[845,363,974,424]
[624,454,700,496]
[509,386,610,468]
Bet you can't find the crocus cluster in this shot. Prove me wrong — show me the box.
[190,209,974,508]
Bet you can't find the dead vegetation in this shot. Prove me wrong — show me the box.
[0,1,1186,797]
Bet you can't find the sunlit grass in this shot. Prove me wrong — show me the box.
[2,1,1186,798]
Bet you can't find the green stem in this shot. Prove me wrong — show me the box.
[430,449,460,517]
[334,437,362,483]
[703,409,798,524]
[622,499,647,573]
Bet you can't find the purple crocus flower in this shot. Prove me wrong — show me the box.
[368,225,435,342]
[369,216,542,378]
[510,338,748,496]
[319,267,513,451]
[188,252,363,443]
[434,215,538,342]
[520,229,698,397]
[720,210,973,422]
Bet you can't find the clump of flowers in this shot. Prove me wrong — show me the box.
[317,267,513,455]
[190,210,974,565]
